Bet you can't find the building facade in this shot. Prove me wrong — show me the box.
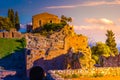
[32,12,60,30]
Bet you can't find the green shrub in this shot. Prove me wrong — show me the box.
[72,74,79,78]
[93,73,103,77]
[20,37,26,48]
[43,23,65,31]
[64,75,71,78]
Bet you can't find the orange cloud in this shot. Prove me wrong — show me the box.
[85,18,115,26]
[46,0,120,9]
[81,0,120,6]
[74,25,107,31]
[74,24,120,45]
[46,5,75,9]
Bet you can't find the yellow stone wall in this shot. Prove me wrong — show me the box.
[26,25,93,70]
[60,25,88,52]
[32,12,60,30]
[65,35,88,52]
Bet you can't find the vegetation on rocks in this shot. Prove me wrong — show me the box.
[91,30,118,64]
[52,67,120,79]
[40,22,66,36]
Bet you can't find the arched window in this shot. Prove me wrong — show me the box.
[12,32,14,38]
[3,32,5,38]
[39,20,41,26]
[50,20,52,23]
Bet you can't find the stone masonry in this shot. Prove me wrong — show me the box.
[100,54,120,67]
[0,29,22,38]
[26,25,93,77]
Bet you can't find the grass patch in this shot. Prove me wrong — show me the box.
[0,38,26,59]
[72,74,79,78]
[93,73,104,77]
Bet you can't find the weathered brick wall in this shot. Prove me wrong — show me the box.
[100,54,120,67]
[13,31,22,38]
[4,32,9,38]
[0,32,3,38]
[0,31,22,38]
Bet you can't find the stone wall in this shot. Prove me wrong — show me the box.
[100,54,120,67]
[0,31,22,38]
[25,25,93,77]
[0,70,16,79]
[49,67,120,79]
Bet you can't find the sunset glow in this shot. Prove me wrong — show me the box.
[0,0,120,44]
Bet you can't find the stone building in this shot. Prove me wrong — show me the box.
[32,12,60,30]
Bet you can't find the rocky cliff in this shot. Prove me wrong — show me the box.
[26,25,94,76]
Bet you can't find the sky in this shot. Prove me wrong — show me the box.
[1,0,120,45]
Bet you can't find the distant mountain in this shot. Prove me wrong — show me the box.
[117,47,120,52]
[89,42,96,48]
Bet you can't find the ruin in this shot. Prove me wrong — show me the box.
[100,54,120,67]
[0,29,22,38]
[32,12,60,30]
[25,25,94,77]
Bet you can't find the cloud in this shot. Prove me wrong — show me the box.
[19,24,26,32]
[27,22,32,25]
[85,18,115,26]
[74,24,120,45]
[20,24,26,29]
[20,22,32,29]
[80,0,120,6]
[74,25,107,31]
[46,0,120,9]
[118,18,120,22]
[46,5,76,9]
[74,25,107,43]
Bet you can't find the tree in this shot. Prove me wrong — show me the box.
[8,9,11,19]
[0,17,12,31]
[61,15,72,25]
[105,30,118,55]
[15,11,20,31]
[0,9,20,31]
[67,17,72,22]
[8,9,15,28]
[91,42,112,64]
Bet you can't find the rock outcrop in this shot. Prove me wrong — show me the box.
[100,54,120,67]
[26,25,94,76]
[64,47,83,69]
